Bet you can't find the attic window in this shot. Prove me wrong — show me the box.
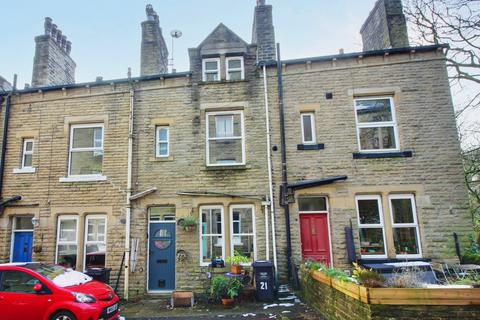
[226,57,244,81]
[202,58,220,82]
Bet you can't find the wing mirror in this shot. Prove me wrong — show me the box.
[33,283,43,292]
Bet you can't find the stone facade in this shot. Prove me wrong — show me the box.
[140,5,169,76]
[252,0,276,62]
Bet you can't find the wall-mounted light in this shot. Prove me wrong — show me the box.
[31,216,40,228]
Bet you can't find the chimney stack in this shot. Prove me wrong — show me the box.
[140,4,169,76]
[360,0,409,51]
[32,17,76,87]
[252,0,276,62]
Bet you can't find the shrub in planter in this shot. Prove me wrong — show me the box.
[352,263,385,288]
[226,251,250,274]
[209,275,243,307]
[179,215,198,232]
[462,253,480,265]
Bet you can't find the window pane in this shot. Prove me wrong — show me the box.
[358,199,381,224]
[158,143,168,156]
[149,207,176,221]
[215,115,234,138]
[233,235,254,261]
[302,115,313,142]
[202,209,222,234]
[298,197,327,212]
[25,141,33,152]
[15,217,34,230]
[57,244,77,268]
[201,236,223,263]
[391,198,414,224]
[209,139,242,164]
[232,207,253,234]
[393,227,420,255]
[359,228,385,256]
[59,219,77,242]
[85,243,106,268]
[228,59,242,69]
[228,71,242,81]
[87,218,106,242]
[73,127,102,149]
[205,61,218,70]
[206,73,218,81]
[356,99,393,123]
[157,128,168,141]
[1,271,40,293]
[70,151,103,175]
[23,154,33,167]
[359,126,396,150]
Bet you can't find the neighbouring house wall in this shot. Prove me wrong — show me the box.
[268,49,471,278]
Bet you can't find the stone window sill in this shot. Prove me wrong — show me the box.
[59,175,107,183]
[353,151,413,159]
[150,156,174,162]
[205,164,249,171]
[297,144,325,151]
[13,167,36,174]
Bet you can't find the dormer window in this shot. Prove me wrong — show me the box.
[226,57,244,81]
[202,58,220,81]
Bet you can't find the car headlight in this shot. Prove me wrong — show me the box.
[72,292,96,303]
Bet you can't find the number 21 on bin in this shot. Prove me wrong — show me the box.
[260,282,268,290]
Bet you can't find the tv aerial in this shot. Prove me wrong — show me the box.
[170,29,183,73]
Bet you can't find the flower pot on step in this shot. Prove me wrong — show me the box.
[221,298,235,308]
[230,265,243,274]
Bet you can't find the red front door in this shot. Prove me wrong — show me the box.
[300,214,331,265]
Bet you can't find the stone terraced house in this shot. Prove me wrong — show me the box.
[0,0,472,298]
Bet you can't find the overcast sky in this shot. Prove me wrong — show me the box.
[0,0,377,86]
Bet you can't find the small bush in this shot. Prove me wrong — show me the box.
[462,252,480,265]
[352,263,385,288]
[385,267,424,288]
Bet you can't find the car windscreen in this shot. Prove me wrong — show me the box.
[24,264,93,287]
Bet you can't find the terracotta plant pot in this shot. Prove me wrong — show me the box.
[230,264,243,274]
[184,225,196,232]
[221,298,235,308]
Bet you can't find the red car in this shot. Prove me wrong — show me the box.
[0,263,123,320]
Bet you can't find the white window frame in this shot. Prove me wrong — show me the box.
[388,194,422,259]
[355,195,388,259]
[226,57,245,81]
[202,58,221,82]
[67,123,104,179]
[206,111,246,166]
[21,138,34,169]
[55,215,79,266]
[300,113,316,144]
[229,204,257,265]
[199,205,225,266]
[354,97,400,152]
[156,126,169,158]
[83,215,107,270]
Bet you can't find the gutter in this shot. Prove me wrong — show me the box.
[276,43,293,280]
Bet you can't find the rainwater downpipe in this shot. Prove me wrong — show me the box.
[262,64,277,270]
[124,88,135,300]
[276,44,293,280]
[0,93,11,199]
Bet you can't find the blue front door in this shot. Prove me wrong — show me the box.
[12,231,33,262]
[148,223,176,291]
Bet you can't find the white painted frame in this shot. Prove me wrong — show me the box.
[206,111,246,166]
[55,215,79,266]
[9,216,34,263]
[155,126,169,158]
[300,113,317,145]
[68,123,104,179]
[199,205,225,266]
[21,138,34,169]
[297,196,334,267]
[229,204,257,265]
[353,97,400,152]
[388,194,423,259]
[147,207,177,293]
[202,58,221,82]
[83,215,107,271]
[226,57,245,81]
[355,195,388,259]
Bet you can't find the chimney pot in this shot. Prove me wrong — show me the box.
[339,48,344,55]
[51,24,58,38]
[24,83,30,89]
[44,17,53,36]
[61,35,67,50]
[257,0,266,6]
[56,30,62,43]
[66,41,72,55]
[96,76,103,82]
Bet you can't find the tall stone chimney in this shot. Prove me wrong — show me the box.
[360,0,409,51]
[31,17,76,87]
[252,0,276,62]
[140,4,169,76]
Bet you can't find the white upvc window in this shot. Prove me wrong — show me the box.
[230,205,256,264]
[156,126,169,158]
[226,57,244,81]
[202,58,221,82]
[388,194,422,258]
[84,215,107,270]
[356,195,387,259]
[21,139,34,169]
[300,113,316,144]
[354,97,399,152]
[68,124,104,178]
[56,216,79,269]
[199,206,225,266]
[206,111,245,166]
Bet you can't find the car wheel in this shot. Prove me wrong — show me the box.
[49,311,77,320]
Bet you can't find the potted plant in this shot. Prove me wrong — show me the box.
[179,215,198,232]
[209,276,243,307]
[226,250,250,274]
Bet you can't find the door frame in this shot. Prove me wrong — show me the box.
[146,219,177,293]
[10,216,34,263]
[298,200,333,267]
